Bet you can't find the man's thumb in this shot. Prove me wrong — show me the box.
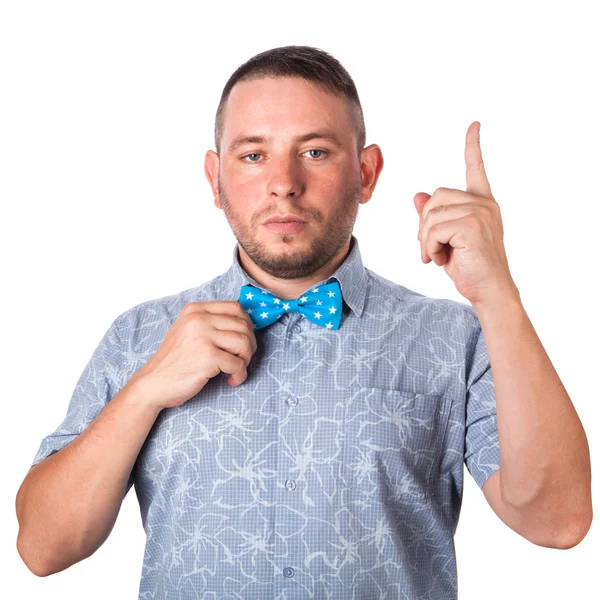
[413,192,431,216]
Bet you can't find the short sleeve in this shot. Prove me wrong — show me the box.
[464,323,501,489]
[30,313,136,496]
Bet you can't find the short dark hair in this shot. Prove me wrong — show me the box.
[214,45,366,157]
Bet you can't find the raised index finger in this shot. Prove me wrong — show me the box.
[465,121,492,198]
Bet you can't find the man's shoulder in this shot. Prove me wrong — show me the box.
[364,267,480,326]
[113,271,230,331]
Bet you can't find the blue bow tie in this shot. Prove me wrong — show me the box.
[239,280,343,330]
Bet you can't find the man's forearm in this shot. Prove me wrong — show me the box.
[472,291,592,541]
[16,376,162,577]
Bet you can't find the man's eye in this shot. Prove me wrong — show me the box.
[241,149,328,163]
[304,149,327,159]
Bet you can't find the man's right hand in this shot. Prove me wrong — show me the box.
[128,301,258,412]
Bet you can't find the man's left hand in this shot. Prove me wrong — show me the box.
[415,121,519,306]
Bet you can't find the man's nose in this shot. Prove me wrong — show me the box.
[266,156,305,198]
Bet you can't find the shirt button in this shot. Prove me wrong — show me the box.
[287,396,298,407]
[285,479,296,491]
[283,566,295,578]
[292,324,301,333]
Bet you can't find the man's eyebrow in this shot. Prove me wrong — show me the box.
[226,130,344,154]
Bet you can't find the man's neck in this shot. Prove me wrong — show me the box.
[238,238,352,300]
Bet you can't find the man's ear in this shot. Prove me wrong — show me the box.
[359,144,384,205]
[204,150,221,208]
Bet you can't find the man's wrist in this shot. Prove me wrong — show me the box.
[119,373,165,418]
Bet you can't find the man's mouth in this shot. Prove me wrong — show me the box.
[263,214,307,225]
[263,220,307,234]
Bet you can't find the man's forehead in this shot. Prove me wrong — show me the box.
[222,78,353,151]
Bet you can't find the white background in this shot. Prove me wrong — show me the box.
[2,1,598,598]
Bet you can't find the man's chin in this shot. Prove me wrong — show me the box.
[256,229,314,249]
[247,243,319,274]
[259,226,311,242]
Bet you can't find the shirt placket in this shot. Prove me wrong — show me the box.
[272,311,313,598]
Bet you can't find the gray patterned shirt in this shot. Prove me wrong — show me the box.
[32,234,501,599]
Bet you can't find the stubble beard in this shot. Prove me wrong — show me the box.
[218,177,363,279]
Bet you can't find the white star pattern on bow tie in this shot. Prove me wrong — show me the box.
[238,281,343,330]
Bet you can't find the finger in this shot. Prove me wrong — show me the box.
[193,300,256,330]
[465,121,492,198]
[211,328,255,368]
[423,217,466,264]
[419,203,477,261]
[212,347,248,386]
[207,313,258,354]
[419,188,470,242]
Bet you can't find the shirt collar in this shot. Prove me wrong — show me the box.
[220,234,367,318]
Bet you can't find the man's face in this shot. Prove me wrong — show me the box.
[208,76,367,279]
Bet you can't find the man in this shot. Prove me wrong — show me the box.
[16,45,592,599]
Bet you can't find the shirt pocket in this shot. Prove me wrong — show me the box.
[341,384,452,504]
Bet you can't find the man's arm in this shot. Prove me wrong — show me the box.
[474,292,592,549]
[482,470,583,549]
[16,376,161,577]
